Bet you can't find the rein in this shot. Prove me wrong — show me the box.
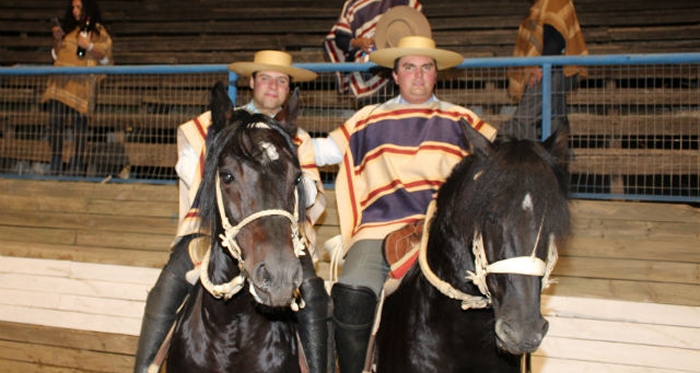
[198,172,306,310]
[418,200,558,310]
[418,200,489,309]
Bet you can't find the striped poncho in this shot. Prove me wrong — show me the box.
[507,0,588,102]
[323,0,422,98]
[328,97,497,252]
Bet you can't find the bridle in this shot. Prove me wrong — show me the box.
[199,148,306,311]
[415,199,556,373]
[418,199,558,310]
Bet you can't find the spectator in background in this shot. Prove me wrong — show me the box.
[500,0,587,140]
[323,0,423,101]
[312,36,497,373]
[41,0,113,175]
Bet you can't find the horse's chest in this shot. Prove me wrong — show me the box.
[170,290,299,372]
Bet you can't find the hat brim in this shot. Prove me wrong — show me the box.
[375,6,431,50]
[227,62,317,82]
[370,47,464,70]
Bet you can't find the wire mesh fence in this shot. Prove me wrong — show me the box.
[1,71,223,180]
[1,54,699,202]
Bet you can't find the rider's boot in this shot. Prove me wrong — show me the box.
[297,276,335,373]
[133,267,191,373]
[331,283,377,373]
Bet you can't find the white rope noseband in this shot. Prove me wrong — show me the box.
[199,171,306,310]
[466,230,558,304]
[418,200,558,310]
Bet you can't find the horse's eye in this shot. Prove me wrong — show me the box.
[220,172,234,184]
[294,173,302,185]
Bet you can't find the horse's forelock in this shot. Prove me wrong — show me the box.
[217,115,299,168]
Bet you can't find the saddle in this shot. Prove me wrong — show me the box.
[382,220,424,280]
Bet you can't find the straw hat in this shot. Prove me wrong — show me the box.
[370,36,464,70]
[374,5,431,50]
[228,50,317,82]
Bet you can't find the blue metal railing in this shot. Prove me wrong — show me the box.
[2,52,699,202]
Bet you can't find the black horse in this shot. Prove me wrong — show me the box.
[373,119,571,372]
[166,83,307,373]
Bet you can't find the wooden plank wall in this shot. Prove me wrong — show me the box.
[535,295,700,372]
[0,178,174,372]
[0,178,699,372]
[0,257,158,373]
[0,178,178,267]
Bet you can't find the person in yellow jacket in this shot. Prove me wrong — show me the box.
[501,0,587,140]
[41,0,113,175]
[134,51,334,373]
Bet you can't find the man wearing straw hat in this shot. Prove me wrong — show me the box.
[135,50,334,373]
[311,36,497,373]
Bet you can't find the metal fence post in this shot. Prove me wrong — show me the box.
[228,71,238,105]
[541,63,552,140]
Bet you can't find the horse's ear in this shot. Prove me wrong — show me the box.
[210,81,234,132]
[274,87,300,137]
[544,117,570,170]
[459,117,492,159]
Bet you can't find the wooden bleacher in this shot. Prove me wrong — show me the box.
[2,0,699,186]
[2,0,700,66]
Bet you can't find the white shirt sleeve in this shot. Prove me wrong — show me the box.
[175,130,198,188]
[301,176,318,208]
[311,137,344,167]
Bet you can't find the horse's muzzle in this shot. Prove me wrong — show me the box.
[250,258,304,307]
[494,316,548,354]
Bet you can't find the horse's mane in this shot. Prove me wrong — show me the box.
[435,136,571,257]
[196,110,304,237]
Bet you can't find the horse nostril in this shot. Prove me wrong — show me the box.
[254,263,272,290]
[498,319,516,345]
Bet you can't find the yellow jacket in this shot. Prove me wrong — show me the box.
[41,23,113,114]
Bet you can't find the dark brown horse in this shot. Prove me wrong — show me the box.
[166,82,307,372]
[373,119,571,372]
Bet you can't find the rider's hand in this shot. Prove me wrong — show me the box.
[351,37,376,54]
[527,67,543,88]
